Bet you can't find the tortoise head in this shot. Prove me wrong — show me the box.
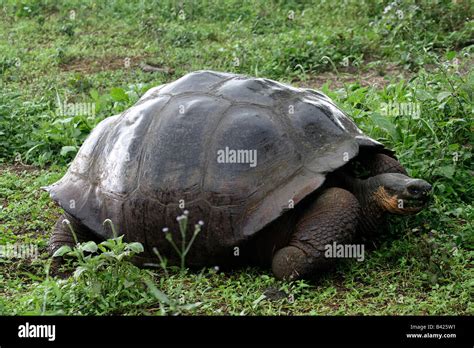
[369,173,432,215]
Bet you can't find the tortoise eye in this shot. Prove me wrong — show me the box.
[408,187,421,195]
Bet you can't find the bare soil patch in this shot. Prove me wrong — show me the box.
[296,64,412,90]
[0,163,39,174]
[59,55,146,74]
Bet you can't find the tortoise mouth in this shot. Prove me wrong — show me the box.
[374,187,431,215]
[397,196,430,214]
[398,183,432,213]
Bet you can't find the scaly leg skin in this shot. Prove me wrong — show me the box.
[48,213,96,256]
[272,188,360,281]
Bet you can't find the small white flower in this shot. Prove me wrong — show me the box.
[396,10,404,19]
[162,227,169,233]
[214,266,220,272]
[62,219,71,225]
[198,220,204,226]
[176,215,186,221]
[183,210,189,216]
[383,5,392,14]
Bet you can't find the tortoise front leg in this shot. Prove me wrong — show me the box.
[48,213,96,256]
[271,187,361,280]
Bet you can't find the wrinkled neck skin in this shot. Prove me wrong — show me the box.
[344,176,388,238]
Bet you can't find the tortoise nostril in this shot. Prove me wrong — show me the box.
[408,182,432,196]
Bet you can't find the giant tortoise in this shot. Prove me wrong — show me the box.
[45,70,432,280]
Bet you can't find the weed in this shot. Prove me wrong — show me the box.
[153,211,204,272]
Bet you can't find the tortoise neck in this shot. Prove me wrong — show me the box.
[350,177,388,237]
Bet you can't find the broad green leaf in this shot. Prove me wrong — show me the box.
[415,89,432,101]
[126,242,144,254]
[436,91,451,102]
[52,245,71,257]
[60,146,77,156]
[80,241,98,253]
[435,165,455,179]
[90,89,99,101]
[73,266,88,279]
[445,51,456,60]
[370,113,398,141]
[110,87,129,102]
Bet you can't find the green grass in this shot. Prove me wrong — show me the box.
[0,0,472,315]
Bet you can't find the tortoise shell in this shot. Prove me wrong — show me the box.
[45,70,386,264]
